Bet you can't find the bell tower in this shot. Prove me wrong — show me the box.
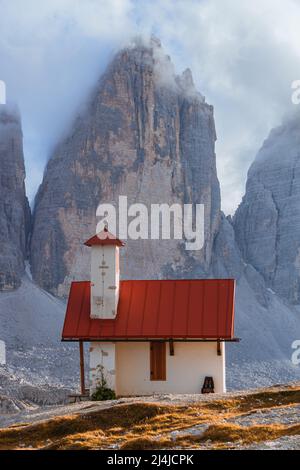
[84,228,125,319]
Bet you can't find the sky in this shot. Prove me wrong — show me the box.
[0,0,299,214]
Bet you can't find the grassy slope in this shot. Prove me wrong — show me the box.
[0,384,299,450]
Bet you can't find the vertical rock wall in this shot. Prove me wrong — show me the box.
[0,104,30,290]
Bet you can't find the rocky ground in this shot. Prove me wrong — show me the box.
[0,383,299,450]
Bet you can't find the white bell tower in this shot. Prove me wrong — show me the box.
[84,228,124,319]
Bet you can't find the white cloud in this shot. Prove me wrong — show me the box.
[0,0,299,213]
[140,0,300,213]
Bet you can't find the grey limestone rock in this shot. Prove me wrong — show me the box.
[234,113,300,303]
[0,104,30,290]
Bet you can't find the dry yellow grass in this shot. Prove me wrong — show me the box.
[198,422,300,444]
[0,403,173,450]
[0,384,299,450]
[111,423,300,450]
[120,436,173,450]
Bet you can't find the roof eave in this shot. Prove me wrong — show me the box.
[62,337,240,342]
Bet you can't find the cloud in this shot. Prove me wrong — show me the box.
[0,0,134,202]
[0,0,299,213]
[140,0,300,213]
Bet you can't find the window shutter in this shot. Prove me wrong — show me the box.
[150,341,166,380]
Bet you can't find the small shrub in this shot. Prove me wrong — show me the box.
[91,365,116,401]
[92,386,116,401]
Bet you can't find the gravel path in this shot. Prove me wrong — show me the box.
[1,383,299,428]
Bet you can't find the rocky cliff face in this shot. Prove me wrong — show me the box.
[0,104,30,290]
[30,39,221,296]
[234,113,300,303]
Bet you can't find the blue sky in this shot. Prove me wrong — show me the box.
[0,0,299,214]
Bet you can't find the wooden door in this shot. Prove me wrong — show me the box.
[150,341,166,380]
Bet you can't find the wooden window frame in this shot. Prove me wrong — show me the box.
[150,341,166,381]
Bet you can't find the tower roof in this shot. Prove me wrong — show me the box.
[84,228,125,247]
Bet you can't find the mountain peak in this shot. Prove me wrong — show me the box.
[109,37,204,102]
[30,39,219,296]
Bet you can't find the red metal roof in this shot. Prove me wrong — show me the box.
[84,229,125,247]
[62,279,235,341]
